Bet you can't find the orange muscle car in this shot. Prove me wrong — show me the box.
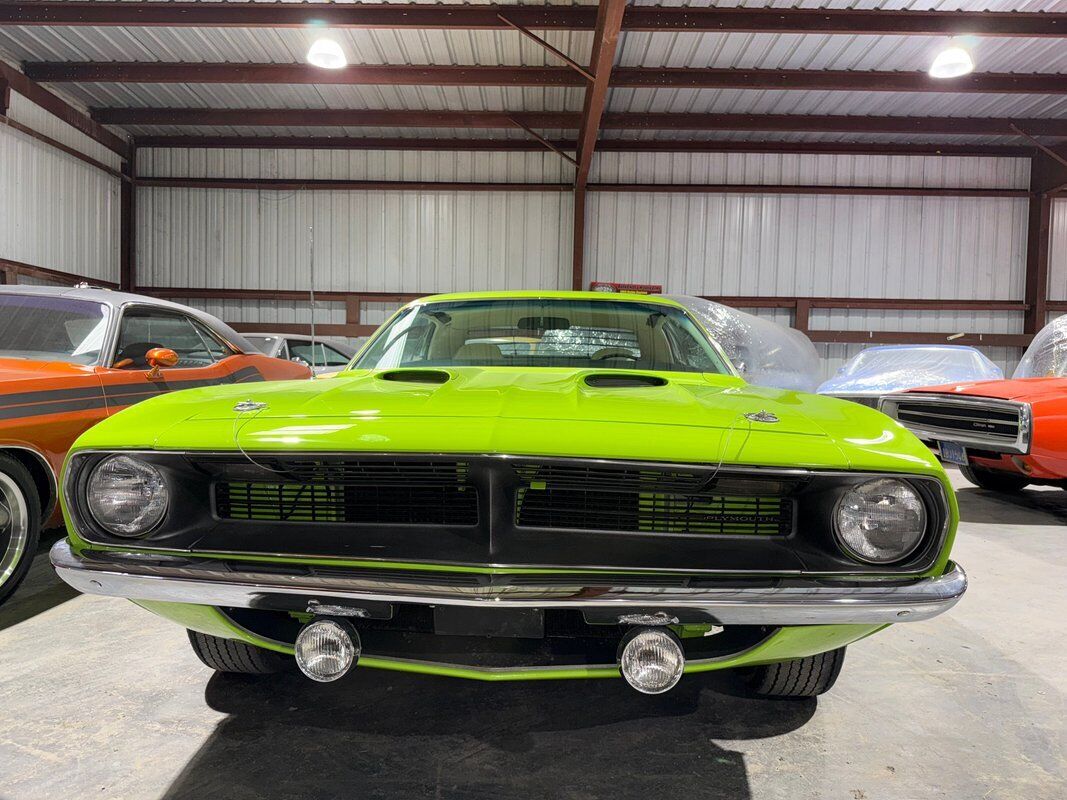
[0,285,311,603]
[880,316,1067,493]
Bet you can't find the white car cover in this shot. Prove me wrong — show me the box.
[668,295,821,392]
[1014,315,1067,378]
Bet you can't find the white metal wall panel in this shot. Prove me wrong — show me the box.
[0,113,121,282]
[591,152,1029,189]
[138,148,574,183]
[138,188,572,293]
[6,91,123,170]
[812,309,1023,334]
[586,192,1027,302]
[1050,198,1067,302]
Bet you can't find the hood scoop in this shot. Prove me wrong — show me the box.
[378,369,451,385]
[584,373,668,389]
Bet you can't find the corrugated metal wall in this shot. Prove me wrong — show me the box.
[135,148,1042,375]
[1050,198,1067,305]
[136,149,573,295]
[0,92,122,283]
[586,152,1031,376]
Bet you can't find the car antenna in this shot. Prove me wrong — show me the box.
[308,222,318,371]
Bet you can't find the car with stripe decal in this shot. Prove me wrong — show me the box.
[0,285,312,604]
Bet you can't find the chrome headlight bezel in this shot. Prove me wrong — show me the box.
[85,454,170,538]
[832,477,929,565]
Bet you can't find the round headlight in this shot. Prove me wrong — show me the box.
[833,478,926,564]
[87,455,169,537]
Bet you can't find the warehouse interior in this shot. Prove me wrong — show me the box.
[1,1,1066,798]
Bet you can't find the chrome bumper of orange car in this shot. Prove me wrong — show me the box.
[51,540,966,626]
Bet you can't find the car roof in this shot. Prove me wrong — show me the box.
[413,290,684,308]
[0,284,254,353]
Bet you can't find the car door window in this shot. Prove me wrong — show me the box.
[321,344,351,367]
[190,318,235,361]
[114,308,215,369]
[287,340,317,367]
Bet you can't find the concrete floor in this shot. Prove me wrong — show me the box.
[1,468,1064,800]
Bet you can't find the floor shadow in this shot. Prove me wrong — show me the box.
[955,485,1067,526]
[162,668,815,800]
[0,530,77,632]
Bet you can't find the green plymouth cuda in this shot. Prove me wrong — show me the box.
[52,292,965,696]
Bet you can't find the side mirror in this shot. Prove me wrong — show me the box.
[291,356,311,368]
[734,360,748,375]
[146,347,179,380]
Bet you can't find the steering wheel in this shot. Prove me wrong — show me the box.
[591,347,638,362]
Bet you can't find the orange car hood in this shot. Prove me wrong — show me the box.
[905,376,1067,403]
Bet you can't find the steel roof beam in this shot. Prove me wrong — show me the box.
[4,3,1067,36]
[94,107,1067,137]
[27,62,1067,95]
[131,135,1034,157]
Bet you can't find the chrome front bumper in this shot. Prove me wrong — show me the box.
[51,540,967,626]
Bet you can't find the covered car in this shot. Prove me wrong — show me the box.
[668,295,820,392]
[820,345,1004,407]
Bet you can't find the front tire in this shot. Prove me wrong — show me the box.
[744,647,846,698]
[0,453,42,605]
[187,630,291,674]
[960,463,1029,493]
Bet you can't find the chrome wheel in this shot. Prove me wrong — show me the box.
[0,471,30,589]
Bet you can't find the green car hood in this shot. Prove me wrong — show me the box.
[70,367,943,476]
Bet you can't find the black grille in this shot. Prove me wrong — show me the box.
[214,459,478,526]
[894,400,1021,441]
[512,463,794,536]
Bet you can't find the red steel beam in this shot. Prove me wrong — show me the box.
[0,257,119,288]
[136,176,1029,199]
[702,296,1027,311]
[4,3,1067,36]
[26,63,586,87]
[133,135,1034,158]
[572,0,627,291]
[806,330,1032,347]
[29,62,1067,95]
[0,62,128,157]
[137,286,1028,313]
[135,178,571,192]
[1023,145,1067,332]
[94,108,1067,137]
[598,113,1067,136]
[588,184,1029,198]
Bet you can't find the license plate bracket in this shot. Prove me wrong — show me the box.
[939,440,968,466]
[434,606,545,639]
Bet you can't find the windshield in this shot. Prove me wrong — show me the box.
[354,298,732,374]
[243,335,276,355]
[0,294,110,365]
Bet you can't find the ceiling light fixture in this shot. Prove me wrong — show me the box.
[307,37,347,70]
[929,42,975,79]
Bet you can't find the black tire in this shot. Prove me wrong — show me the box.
[0,453,42,606]
[187,630,291,674]
[744,647,846,698]
[960,463,1029,493]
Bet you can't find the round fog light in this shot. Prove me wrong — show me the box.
[295,619,360,682]
[618,628,685,694]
